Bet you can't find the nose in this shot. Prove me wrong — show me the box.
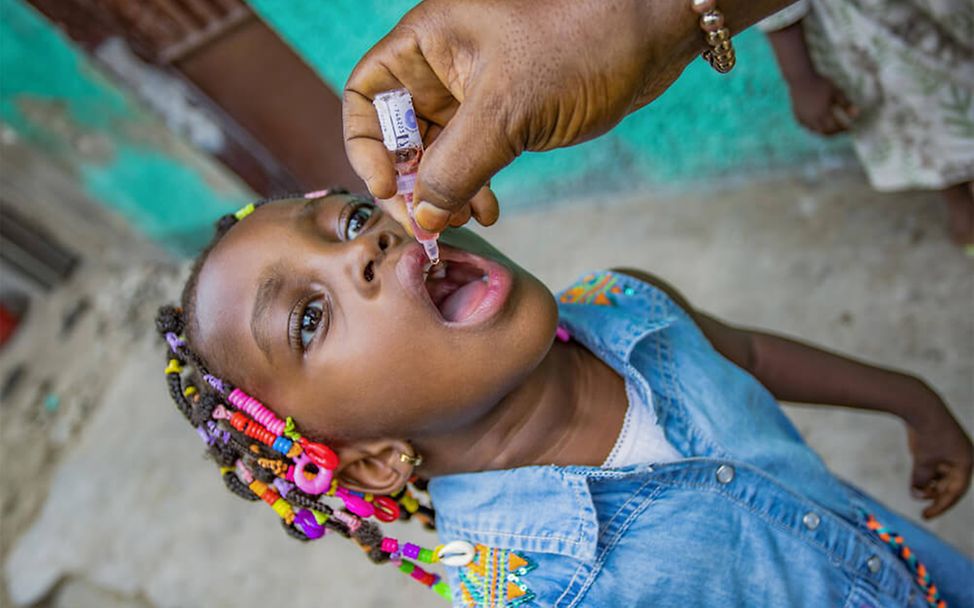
[349,228,402,295]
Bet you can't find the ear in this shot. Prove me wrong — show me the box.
[335,438,416,495]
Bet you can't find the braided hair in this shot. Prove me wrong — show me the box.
[155,190,447,600]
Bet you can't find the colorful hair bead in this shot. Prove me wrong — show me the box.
[271,498,295,523]
[402,543,421,559]
[165,332,185,352]
[228,389,286,435]
[294,509,326,539]
[292,453,333,495]
[260,487,280,506]
[233,202,255,221]
[304,189,331,199]
[381,537,399,553]
[299,438,339,470]
[272,478,294,497]
[203,374,226,393]
[332,509,362,533]
[400,493,420,514]
[271,436,293,456]
[418,549,434,563]
[335,487,375,518]
[372,496,401,523]
[165,359,182,375]
[235,460,254,483]
[283,417,303,442]
[229,411,277,446]
[196,425,214,446]
[248,479,268,497]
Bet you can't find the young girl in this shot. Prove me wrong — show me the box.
[761,0,974,246]
[157,189,973,607]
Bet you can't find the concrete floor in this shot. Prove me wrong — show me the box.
[2,168,972,608]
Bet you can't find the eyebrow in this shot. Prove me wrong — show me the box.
[250,266,285,361]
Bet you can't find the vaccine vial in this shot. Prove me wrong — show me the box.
[373,88,440,264]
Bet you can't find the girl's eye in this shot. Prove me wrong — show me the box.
[344,203,375,240]
[290,298,324,351]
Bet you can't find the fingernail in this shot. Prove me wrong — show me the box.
[416,201,449,231]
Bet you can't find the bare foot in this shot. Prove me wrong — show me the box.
[942,182,974,246]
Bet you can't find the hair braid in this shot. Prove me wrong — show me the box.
[154,191,448,600]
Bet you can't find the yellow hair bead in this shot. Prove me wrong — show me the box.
[286,444,302,459]
[271,498,294,523]
[183,386,197,397]
[234,202,255,221]
[401,494,420,514]
[312,510,329,525]
[219,466,234,475]
[326,478,338,496]
[249,480,268,496]
[364,493,374,503]
[165,359,182,375]
[432,544,444,563]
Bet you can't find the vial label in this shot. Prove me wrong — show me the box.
[373,89,422,152]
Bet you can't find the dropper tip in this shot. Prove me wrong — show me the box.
[422,240,440,266]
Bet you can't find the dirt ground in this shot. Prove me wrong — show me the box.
[1,156,972,607]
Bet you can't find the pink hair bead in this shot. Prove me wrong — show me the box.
[228,389,285,435]
[555,325,571,343]
[336,487,375,518]
[332,509,362,532]
[292,453,332,495]
[235,460,254,483]
[381,537,399,553]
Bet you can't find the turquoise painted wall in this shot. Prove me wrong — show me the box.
[0,0,251,254]
[249,1,851,208]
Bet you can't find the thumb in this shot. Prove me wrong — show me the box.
[414,90,518,231]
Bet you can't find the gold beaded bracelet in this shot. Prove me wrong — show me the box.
[691,0,736,74]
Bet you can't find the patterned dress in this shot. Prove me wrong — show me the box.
[762,0,974,191]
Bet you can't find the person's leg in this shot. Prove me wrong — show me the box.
[942,181,974,246]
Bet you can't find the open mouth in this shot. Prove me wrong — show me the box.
[396,243,513,326]
[422,260,491,322]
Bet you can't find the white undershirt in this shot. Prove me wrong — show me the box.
[602,379,682,468]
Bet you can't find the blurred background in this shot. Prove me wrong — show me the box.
[0,1,970,606]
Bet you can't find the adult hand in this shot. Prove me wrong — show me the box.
[344,0,790,233]
[344,0,703,233]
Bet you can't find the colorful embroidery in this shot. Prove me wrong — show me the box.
[864,511,947,608]
[457,544,538,607]
[559,272,624,306]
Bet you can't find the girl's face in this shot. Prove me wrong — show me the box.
[192,194,557,441]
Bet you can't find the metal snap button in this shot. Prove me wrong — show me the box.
[802,512,821,530]
[715,464,735,484]
[866,555,881,573]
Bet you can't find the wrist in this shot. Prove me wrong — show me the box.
[893,377,948,431]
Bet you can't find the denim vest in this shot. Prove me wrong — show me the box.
[428,271,972,607]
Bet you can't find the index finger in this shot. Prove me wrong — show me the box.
[343,88,399,201]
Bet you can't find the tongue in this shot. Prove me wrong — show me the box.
[439,279,488,322]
